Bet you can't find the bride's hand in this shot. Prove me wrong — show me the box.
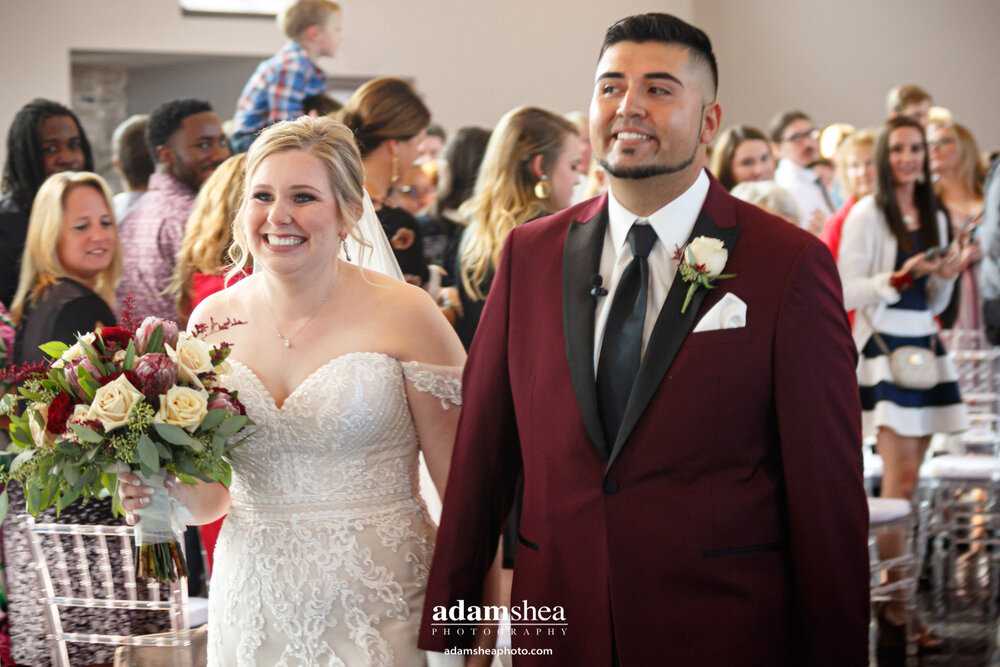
[117,471,177,525]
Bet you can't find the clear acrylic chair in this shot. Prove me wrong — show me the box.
[20,515,197,667]
[868,497,918,661]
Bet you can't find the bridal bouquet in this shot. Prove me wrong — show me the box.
[0,310,252,583]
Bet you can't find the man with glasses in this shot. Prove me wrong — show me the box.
[771,110,833,233]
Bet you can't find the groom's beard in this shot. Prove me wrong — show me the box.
[598,117,703,180]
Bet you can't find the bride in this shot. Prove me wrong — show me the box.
[119,116,466,665]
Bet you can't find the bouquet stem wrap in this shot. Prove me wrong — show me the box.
[133,469,195,582]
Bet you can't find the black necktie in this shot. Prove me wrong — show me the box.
[596,221,658,447]
[816,176,835,213]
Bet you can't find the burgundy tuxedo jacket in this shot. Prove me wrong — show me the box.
[419,175,870,666]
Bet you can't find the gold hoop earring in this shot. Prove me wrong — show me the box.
[391,155,400,185]
[534,174,550,200]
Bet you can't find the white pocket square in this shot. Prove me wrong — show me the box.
[692,293,747,333]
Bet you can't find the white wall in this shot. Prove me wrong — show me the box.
[4,1,995,169]
[0,0,690,167]
[694,0,1000,152]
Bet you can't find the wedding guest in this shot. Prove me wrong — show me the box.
[839,116,969,650]
[116,98,230,322]
[302,92,342,117]
[930,121,986,332]
[339,77,431,285]
[419,123,447,162]
[0,99,92,307]
[772,110,832,233]
[456,106,581,349]
[393,163,437,217]
[820,130,876,262]
[230,0,343,152]
[887,84,933,128]
[565,110,594,204]
[167,152,250,326]
[110,114,154,223]
[4,171,164,666]
[420,126,491,293]
[730,180,799,224]
[709,125,774,190]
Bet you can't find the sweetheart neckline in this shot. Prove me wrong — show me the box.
[229,351,400,411]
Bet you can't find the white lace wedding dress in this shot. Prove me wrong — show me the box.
[207,352,461,666]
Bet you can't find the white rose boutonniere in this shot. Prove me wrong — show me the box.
[155,385,209,432]
[165,333,214,389]
[674,236,735,314]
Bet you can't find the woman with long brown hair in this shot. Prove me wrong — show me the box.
[839,116,969,649]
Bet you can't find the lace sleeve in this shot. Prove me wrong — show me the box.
[399,361,462,409]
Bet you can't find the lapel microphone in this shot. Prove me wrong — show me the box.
[590,274,608,297]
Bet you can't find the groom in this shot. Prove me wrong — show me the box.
[420,13,869,666]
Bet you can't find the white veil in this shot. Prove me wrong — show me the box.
[340,190,405,281]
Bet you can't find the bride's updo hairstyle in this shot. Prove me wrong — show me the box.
[228,115,365,277]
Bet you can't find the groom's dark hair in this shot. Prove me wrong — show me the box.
[599,13,718,99]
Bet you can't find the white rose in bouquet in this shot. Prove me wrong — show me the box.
[165,333,214,388]
[87,375,145,431]
[155,385,209,432]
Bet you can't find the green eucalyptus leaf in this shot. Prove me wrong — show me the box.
[123,339,136,371]
[39,341,69,359]
[26,483,42,514]
[9,450,35,475]
[0,489,8,524]
[63,464,80,487]
[70,424,104,444]
[153,423,199,447]
[147,325,164,355]
[58,487,82,510]
[197,409,227,433]
[79,339,105,374]
[137,435,160,472]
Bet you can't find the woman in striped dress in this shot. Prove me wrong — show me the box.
[839,116,970,648]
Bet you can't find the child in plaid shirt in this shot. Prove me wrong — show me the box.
[231,0,343,153]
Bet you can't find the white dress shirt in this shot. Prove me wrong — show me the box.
[774,159,833,223]
[593,169,710,372]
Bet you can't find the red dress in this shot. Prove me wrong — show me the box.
[189,269,251,574]
[820,197,857,327]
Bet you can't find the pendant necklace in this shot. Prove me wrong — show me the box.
[262,271,339,349]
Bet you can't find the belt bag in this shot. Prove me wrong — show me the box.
[884,340,939,390]
[861,310,940,390]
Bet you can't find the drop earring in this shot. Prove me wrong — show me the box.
[340,235,351,262]
[534,174,550,199]
[390,154,400,186]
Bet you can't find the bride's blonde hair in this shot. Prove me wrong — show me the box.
[228,116,366,280]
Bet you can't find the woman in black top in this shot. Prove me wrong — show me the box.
[4,171,152,666]
[338,77,431,285]
[0,98,93,308]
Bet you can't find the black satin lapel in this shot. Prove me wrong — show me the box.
[563,209,610,459]
[606,210,741,470]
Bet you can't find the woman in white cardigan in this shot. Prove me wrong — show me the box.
[839,116,969,649]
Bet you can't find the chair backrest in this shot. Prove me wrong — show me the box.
[941,329,1000,455]
[19,515,195,667]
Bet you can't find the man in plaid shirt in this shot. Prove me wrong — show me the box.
[231,0,343,153]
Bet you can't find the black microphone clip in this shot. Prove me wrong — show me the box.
[590,274,608,297]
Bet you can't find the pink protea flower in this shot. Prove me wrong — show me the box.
[135,317,180,354]
[133,353,179,399]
